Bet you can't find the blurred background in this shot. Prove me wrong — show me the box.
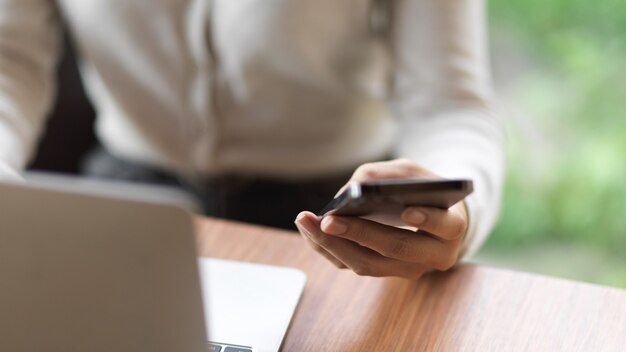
[474,0,626,288]
[29,1,626,288]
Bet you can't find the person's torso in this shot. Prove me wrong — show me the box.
[58,0,396,178]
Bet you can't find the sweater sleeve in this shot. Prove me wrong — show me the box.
[388,0,506,257]
[0,0,61,178]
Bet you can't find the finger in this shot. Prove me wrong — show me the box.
[334,159,436,199]
[297,212,403,277]
[300,232,348,269]
[401,204,468,241]
[334,181,353,198]
[349,159,438,184]
[295,213,347,269]
[320,215,458,271]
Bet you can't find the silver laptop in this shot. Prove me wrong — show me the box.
[0,177,306,352]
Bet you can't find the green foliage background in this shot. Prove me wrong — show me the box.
[475,0,626,288]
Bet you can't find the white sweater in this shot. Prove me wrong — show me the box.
[0,0,505,256]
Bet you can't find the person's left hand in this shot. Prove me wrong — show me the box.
[294,159,468,279]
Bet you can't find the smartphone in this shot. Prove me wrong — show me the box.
[318,178,473,217]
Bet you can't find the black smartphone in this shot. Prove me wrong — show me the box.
[318,178,473,217]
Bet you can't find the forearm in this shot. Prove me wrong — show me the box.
[394,105,505,257]
[388,0,503,257]
[0,0,61,174]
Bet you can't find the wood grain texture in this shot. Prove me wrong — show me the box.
[195,217,626,352]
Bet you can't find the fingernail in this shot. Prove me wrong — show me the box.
[294,212,307,225]
[321,216,348,235]
[404,209,426,225]
[295,214,316,237]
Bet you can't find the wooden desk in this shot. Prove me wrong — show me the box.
[196,217,626,351]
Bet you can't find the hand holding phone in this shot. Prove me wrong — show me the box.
[296,159,473,279]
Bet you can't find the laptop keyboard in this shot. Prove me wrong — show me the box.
[208,342,253,352]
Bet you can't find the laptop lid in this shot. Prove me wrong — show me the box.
[0,180,208,352]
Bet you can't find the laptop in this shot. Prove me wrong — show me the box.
[0,177,306,352]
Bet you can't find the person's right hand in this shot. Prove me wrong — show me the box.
[295,159,468,279]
